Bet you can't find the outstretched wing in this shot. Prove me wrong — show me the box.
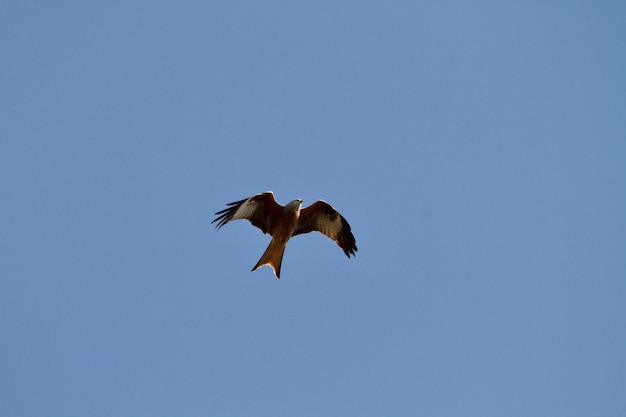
[212,191,283,234]
[294,200,357,257]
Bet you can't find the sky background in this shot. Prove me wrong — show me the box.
[2,2,625,416]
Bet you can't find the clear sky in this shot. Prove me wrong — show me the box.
[2,2,625,416]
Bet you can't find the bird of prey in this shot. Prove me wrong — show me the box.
[212,191,357,278]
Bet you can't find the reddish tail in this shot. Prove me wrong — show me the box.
[252,238,286,279]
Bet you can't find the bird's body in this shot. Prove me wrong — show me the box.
[250,198,302,276]
[213,191,357,278]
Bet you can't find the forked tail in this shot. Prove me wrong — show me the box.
[252,238,286,279]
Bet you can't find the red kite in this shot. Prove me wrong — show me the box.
[213,191,357,278]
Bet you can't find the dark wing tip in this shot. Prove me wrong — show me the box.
[212,198,247,229]
[337,215,357,258]
[211,212,230,229]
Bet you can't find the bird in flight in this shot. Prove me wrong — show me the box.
[212,191,357,278]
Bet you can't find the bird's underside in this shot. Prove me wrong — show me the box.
[213,191,357,278]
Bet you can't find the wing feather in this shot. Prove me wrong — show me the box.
[212,191,282,234]
[294,200,357,257]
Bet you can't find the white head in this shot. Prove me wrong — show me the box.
[285,198,303,214]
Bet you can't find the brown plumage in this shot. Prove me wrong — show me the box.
[213,191,357,278]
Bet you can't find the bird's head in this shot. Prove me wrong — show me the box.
[286,198,303,213]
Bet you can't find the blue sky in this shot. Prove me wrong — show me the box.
[2,2,625,416]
